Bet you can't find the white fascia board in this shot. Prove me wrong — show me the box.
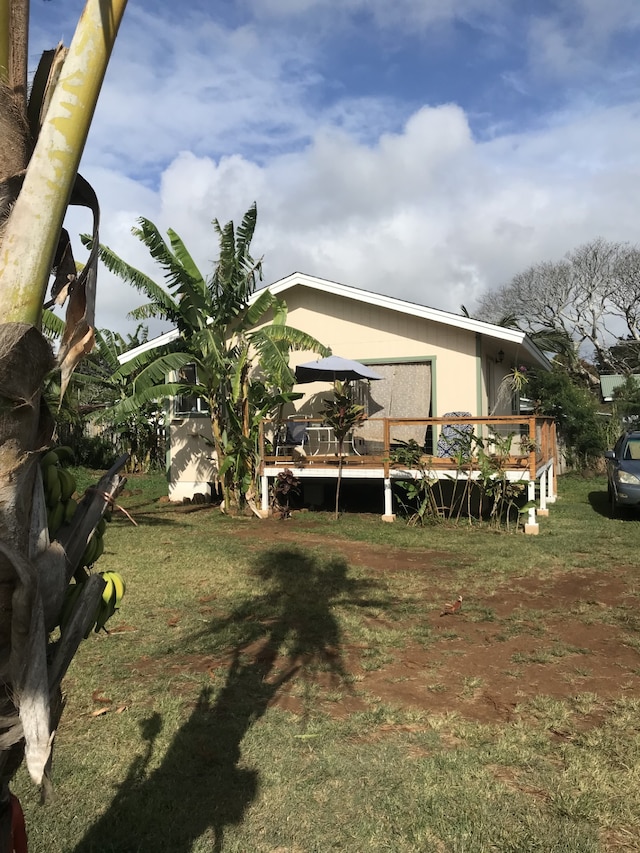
[263,272,516,338]
[117,327,180,364]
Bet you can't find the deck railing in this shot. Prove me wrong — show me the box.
[260,415,557,479]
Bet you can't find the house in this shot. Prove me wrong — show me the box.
[260,272,551,419]
[600,374,640,403]
[123,272,556,526]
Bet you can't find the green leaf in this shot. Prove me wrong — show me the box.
[133,352,202,392]
[167,229,205,286]
[245,288,274,326]
[42,308,66,340]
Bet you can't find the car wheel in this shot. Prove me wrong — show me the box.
[608,485,619,518]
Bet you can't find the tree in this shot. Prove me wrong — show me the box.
[599,337,640,375]
[56,325,166,471]
[526,367,606,467]
[606,246,640,348]
[0,0,128,844]
[91,204,330,510]
[475,238,640,382]
[611,376,640,434]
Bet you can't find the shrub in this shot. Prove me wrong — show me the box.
[527,368,606,467]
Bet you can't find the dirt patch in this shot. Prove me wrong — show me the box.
[347,613,640,724]
[232,519,456,573]
[131,529,640,727]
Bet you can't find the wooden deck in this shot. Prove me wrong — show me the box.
[258,415,558,530]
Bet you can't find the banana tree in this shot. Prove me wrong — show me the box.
[47,325,165,471]
[89,204,331,511]
[90,330,167,471]
[0,0,127,845]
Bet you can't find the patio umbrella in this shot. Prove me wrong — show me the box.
[295,355,383,384]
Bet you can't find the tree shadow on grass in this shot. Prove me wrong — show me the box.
[73,546,397,853]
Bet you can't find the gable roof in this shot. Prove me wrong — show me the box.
[269,273,552,367]
[119,271,553,369]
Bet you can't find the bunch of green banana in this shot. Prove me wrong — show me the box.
[40,445,78,540]
[58,571,126,637]
[93,571,126,634]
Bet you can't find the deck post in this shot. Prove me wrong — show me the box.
[524,479,539,534]
[261,474,269,513]
[547,459,557,503]
[383,418,391,478]
[538,469,549,516]
[382,478,395,521]
[528,417,537,480]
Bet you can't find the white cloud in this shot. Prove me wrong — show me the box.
[246,0,509,31]
[574,0,640,39]
[42,0,640,178]
[79,5,328,176]
[27,0,640,340]
[526,0,640,83]
[78,96,640,337]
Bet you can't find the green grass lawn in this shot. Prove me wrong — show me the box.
[13,471,640,852]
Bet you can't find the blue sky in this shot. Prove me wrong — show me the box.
[28,0,640,336]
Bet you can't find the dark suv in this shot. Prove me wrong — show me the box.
[604,430,640,516]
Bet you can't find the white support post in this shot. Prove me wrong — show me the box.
[524,480,539,534]
[261,474,270,513]
[538,469,549,516]
[381,478,395,522]
[547,461,557,503]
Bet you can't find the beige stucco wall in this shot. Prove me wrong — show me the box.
[267,286,481,417]
[168,415,217,501]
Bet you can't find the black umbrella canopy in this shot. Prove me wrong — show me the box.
[295,356,383,384]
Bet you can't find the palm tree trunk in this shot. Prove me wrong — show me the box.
[0,1,127,844]
[0,0,128,322]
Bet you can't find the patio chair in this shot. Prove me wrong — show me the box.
[437,412,474,459]
[275,420,309,457]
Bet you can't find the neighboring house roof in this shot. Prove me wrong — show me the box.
[119,271,553,370]
[600,374,640,402]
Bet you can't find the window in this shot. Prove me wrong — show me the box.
[175,364,209,415]
[624,440,640,460]
[357,361,432,446]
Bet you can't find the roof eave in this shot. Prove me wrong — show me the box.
[119,272,554,370]
[117,328,180,365]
